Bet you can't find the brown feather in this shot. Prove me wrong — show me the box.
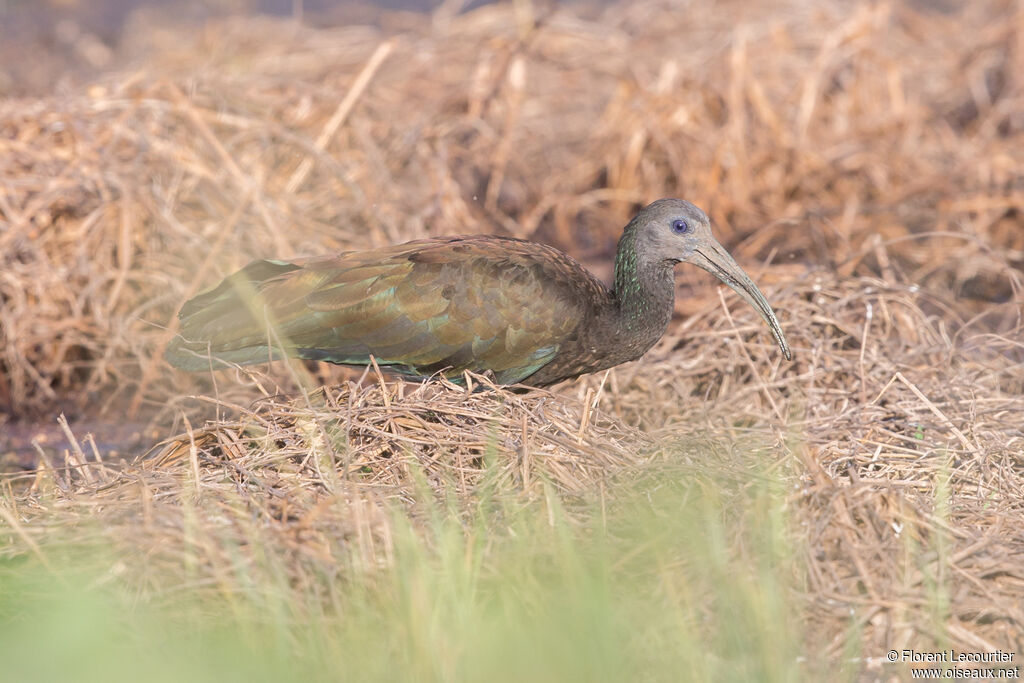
[166,199,792,382]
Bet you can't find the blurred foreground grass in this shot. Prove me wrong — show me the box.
[0,455,812,682]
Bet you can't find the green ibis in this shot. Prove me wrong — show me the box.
[165,199,791,385]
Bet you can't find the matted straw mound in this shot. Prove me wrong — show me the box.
[8,378,651,583]
[143,375,651,498]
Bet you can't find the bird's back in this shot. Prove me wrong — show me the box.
[166,235,610,385]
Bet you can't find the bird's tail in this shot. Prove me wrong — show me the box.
[164,259,302,371]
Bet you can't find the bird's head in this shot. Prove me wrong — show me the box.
[629,198,792,361]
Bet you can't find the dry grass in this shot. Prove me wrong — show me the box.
[1,0,1023,675]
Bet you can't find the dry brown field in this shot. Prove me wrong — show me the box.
[1,0,1022,679]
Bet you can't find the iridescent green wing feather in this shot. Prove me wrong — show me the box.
[166,237,585,384]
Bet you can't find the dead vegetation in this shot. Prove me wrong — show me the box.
[1,0,1023,672]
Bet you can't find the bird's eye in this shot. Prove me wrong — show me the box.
[671,219,691,234]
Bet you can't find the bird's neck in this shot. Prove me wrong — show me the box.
[608,229,676,348]
[519,228,676,385]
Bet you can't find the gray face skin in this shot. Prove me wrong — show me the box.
[636,199,792,360]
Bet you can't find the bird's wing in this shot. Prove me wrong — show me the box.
[171,236,594,383]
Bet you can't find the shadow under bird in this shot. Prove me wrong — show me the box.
[166,199,791,386]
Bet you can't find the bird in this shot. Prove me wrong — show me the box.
[165,199,791,386]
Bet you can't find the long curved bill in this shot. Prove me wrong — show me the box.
[690,242,792,360]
